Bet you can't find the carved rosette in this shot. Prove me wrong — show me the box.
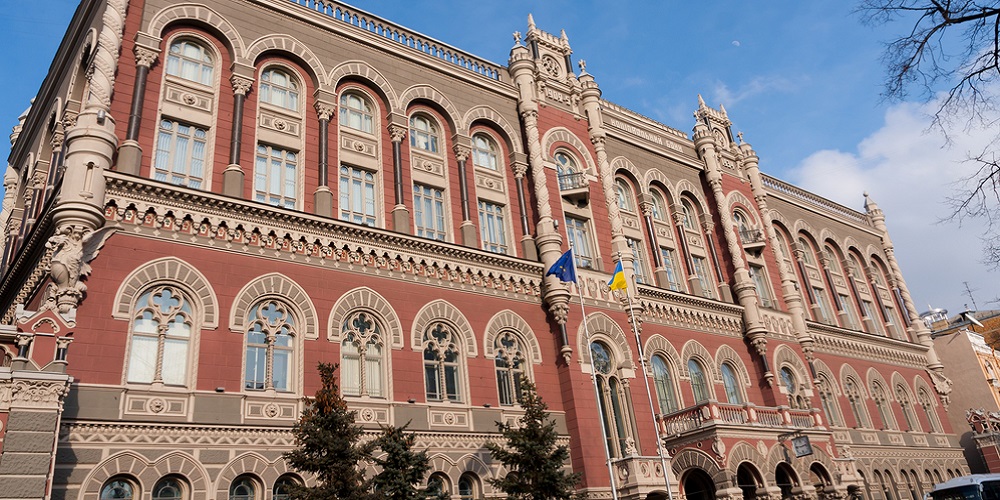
[133,45,159,69]
[230,75,253,97]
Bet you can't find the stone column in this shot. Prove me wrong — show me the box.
[672,208,701,296]
[118,45,159,175]
[314,100,335,217]
[388,122,410,233]
[702,221,733,302]
[509,37,569,360]
[693,112,771,384]
[223,75,253,198]
[511,153,538,260]
[454,139,478,247]
[640,199,670,287]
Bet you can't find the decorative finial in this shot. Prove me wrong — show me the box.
[737,131,744,144]
[719,103,727,115]
[698,94,706,107]
[513,31,521,45]
[527,13,536,30]
[578,59,587,74]
[560,29,568,41]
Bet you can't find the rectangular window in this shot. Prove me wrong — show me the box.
[692,256,714,298]
[339,165,377,226]
[478,200,508,254]
[840,294,859,330]
[154,120,207,189]
[659,247,684,292]
[748,265,773,308]
[862,300,884,335]
[414,184,446,240]
[254,144,297,209]
[813,287,834,323]
[565,217,594,269]
[626,238,649,284]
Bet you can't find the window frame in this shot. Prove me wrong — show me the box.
[591,340,634,458]
[626,237,649,285]
[565,216,595,269]
[243,299,297,393]
[472,133,500,170]
[478,199,508,254]
[651,354,679,413]
[253,143,298,209]
[339,91,375,134]
[422,321,464,403]
[100,477,138,500]
[409,114,440,154]
[494,330,528,406]
[720,363,743,404]
[165,38,215,86]
[125,285,195,387]
[340,310,386,398]
[339,164,378,227]
[258,66,300,112]
[615,177,635,212]
[413,183,447,241]
[153,120,208,189]
[688,358,711,403]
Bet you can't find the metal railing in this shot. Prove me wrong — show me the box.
[558,172,588,191]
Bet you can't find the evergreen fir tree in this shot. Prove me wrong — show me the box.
[370,423,446,500]
[486,378,582,500]
[283,363,374,500]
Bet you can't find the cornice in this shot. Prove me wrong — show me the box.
[104,173,544,300]
[638,286,744,337]
[809,323,930,369]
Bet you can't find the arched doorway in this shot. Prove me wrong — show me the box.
[737,462,765,500]
[811,463,834,498]
[775,463,799,499]
[646,492,670,500]
[682,469,716,500]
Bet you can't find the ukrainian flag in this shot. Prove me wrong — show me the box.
[608,261,627,291]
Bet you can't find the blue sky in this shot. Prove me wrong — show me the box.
[1,1,995,315]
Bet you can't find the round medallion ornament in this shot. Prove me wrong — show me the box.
[149,398,165,413]
[264,403,279,418]
[541,55,561,77]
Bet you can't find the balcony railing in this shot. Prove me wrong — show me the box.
[739,228,766,245]
[657,401,822,437]
[558,172,588,191]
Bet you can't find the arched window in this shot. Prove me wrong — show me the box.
[721,363,742,404]
[688,359,710,403]
[458,473,480,500]
[591,341,633,458]
[166,40,213,85]
[126,286,194,386]
[339,92,374,133]
[871,382,895,430]
[423,322,462,402]
[681,199,696,230]
[733,210,750,234]
[615,178,635,212]
[428,473,451,496]
[229,476,258,500]
[650,190,668,222]
[554,151,578,175]
[844,378,868,428]
[273,475,299,500]
[100,478,136,500]
[780,366,805,409]
[918,388,943,433]
[472,133,499,170]
[816,374,841,426]
[798,238,816,265]
[341,311,384,398]
[495,330,527,406]
[896,385,920,431]
[244,300,295,392]
[259,68,299,110]
[410,114,439,153]
[152,477,184,500]
[651,355,678,413]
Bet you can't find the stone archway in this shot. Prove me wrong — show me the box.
[682,468,716,500]
[737,462,765,500]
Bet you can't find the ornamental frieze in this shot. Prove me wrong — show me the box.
[809,328,929,369]
[0,377,72,410]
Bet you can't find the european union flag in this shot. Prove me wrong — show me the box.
[545,249,577,283]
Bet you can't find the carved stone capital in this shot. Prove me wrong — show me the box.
[56,336,74,350]
[314,101,335,121]
[15,333,33,348]
[453,144,471,163]
[230,75,254,96]
[388,124,407,143]
[549,302,570,325]
[511,161,528,179]
[520,109,538,122]
[133,45,159,68]
[638,201,654,218]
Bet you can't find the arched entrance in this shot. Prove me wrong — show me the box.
[682,469,716,500]
[811,463,835,499]
[646,492,670,500]
[775,463,799,499]
[737,462,765,500]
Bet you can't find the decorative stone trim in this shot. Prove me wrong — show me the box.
[327,286,403,347]
[112,257,219,328]
[229,273,318,340]
[410,299,478,357]
[482,310,541,364]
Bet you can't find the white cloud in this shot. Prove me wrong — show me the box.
[787,98,999,313]
[713,75,800,105]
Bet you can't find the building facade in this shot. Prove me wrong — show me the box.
[928,310,1000,473]
[0,1,969,499]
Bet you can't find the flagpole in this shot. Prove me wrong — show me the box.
[617,251,674,500]
[567,246,621,500]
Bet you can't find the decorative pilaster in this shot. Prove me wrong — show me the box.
[511,154,538,260]
[223,74,253,198]
[693,98,772,385]
[388,123,410,233]
[740,140,814,362]
[509,32,569,360]
[314,100,335,217]
[454,141,478,247]
[118,44,160,175]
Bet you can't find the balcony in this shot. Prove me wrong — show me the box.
[739,228,767,254]
[558,172,589,207]
[657,401,822,438]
